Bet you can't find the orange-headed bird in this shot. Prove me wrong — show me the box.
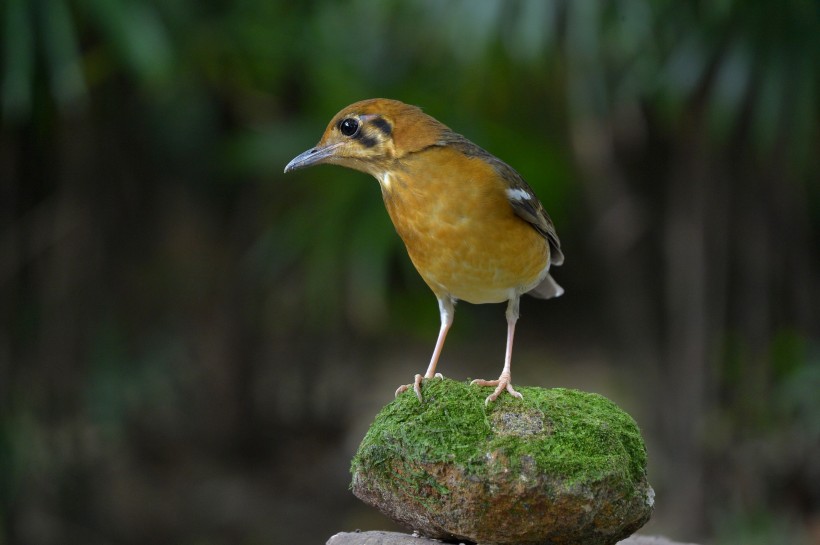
[285,99,563,404]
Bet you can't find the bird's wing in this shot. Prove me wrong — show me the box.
[499,169,564,266]
[439,132,564,266]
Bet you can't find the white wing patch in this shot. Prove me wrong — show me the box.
[379,172,392,189]
[506,187,531,202]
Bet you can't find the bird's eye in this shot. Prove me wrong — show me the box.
[339,118,360,137]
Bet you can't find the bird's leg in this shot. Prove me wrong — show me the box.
[396,297,454,401]
[471,296,523,404]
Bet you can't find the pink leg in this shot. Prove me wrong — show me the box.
[396,297,454,401]
[471,296,523,404]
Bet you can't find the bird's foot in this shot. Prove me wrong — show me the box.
[395,373,444,402]
[471,372,522,405]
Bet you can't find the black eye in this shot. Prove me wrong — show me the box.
[339,118,359,137]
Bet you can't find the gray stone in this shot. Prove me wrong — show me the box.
[350,379,654,545]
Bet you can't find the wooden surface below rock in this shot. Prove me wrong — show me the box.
[327,530,699,545]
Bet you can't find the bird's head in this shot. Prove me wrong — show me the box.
[284,98,448,178]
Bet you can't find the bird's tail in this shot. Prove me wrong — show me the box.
[526,272,564,299]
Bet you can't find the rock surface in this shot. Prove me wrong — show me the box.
[327,530,698,545]
[351,379,654,545]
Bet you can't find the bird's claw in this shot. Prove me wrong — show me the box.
[471,374,522,405]
[394,383,410,397]
[395,373,445,402]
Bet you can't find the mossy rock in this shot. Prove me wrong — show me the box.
[351,378,654,545]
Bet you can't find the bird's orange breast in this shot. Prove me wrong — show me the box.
[379,146,550,304]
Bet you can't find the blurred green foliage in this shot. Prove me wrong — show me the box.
[1,1,819,544]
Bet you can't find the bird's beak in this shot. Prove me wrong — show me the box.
[284,141,344,173]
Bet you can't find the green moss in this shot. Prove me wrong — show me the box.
[352,378,648,493]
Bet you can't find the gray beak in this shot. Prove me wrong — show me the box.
[284,142,343,173]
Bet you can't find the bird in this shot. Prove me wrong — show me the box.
[284,99,563,404]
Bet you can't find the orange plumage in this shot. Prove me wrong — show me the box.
[285,99,563,403]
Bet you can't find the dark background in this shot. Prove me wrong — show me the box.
[1,1,819,544]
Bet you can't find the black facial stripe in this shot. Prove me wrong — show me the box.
[370,117,392,136]
[356,132,378,148]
